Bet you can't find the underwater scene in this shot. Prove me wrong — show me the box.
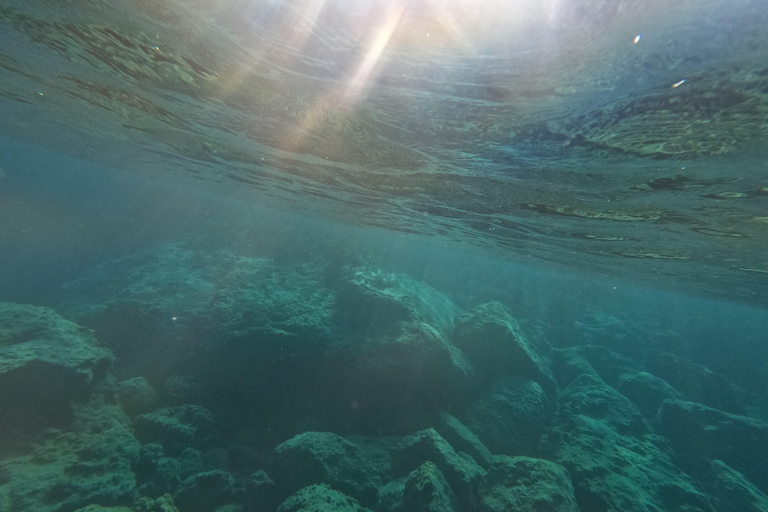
[1,0,768,511]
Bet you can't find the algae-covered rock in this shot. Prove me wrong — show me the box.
[555,346,683,419]
[133,405,216,455]
[377,461,460,512]
[646,351,749,415]
[477,456,579,512]
[134,444,204,496]
[544,351,714,512]
[435,412,493,469]
[453,302,554,395]
[0,302,114,443]
[391,428,485,510]
[245,469,280,512]
[269,432,381,506]
[276,484,373,512]
[73,506,133,512]
[709,459,768,512]
[173,470,236,512]
[335,267,461,339]
[656,399,768,493]
[117,377,159,417]
[463,376,550,457]
[132,494,179,512]
[335,321,474,432]
[0,399,140,512]
[53,243,337,381]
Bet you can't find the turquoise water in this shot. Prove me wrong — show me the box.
[1,1,768,511]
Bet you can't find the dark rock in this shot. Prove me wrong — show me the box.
[656,399,768,493]
[544,351,714,512]
[0,303,114,445]
[276,484,373,512]
[334,268,460,339]
[135,444,203,496]
[556,347,683,419]
[463,376,550,457]
[73,506,133,512]
[377,461,460,512]
[646,351,750,414]
[268,432,381,506]
[245,470,280,512]
[334,321,475,433]
[133,405,216,455]
[0,399,140,512]
[709,459,768,512]
[391,428,485,510]
[435,412,493,469]
[477,456,579,512]
[117,377,159,417]
[54,244,337,383]
[452,302,554,395]
[132,494,179,512]
[173,470,236,512]
[615,370,685,419]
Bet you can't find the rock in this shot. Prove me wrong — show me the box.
[276,484,373,512]
[377,461,460,512]
[646,351,749,415]
[334,321,475,433]
[709,459,768,512]
[544,351,714,512]
[656,399,768,493]
[245,470,280,512]
[135,444,203,496]
[133,405,216,455]
[132,494,179,512]
[334,267,461,339]
[0,399,140,512]
[0,302,114,445]
[614,370,685,419]
[435,412,493,469]
[564,346,684,419]
[463,376,551,457]
[391,428,486,510]
[117,377,159,416]
[477,456,579,512]
[53,243,336,383]
[452,302,554,395]
[173,470,236,512]
[73,506,133,512]
[268,432,381,506]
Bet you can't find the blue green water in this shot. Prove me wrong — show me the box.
[1,1,768,511]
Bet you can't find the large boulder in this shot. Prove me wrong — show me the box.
[276,484,374,512]
[656,399,768,494]
[463,376,551,457]
[133,405,217,456]
[377,461,461,512]
[0,399,140,512]
[543,350,715,512]
[334,268,461,339]
[478,456,579,512]
[268,432,382,507]
[435,413,493,469]
[709,459,768,512]
[566,346,685,419]
[0,303,114,445]
[390,428,486,510]
[172,470,237,512]
[331,320,475,433]
[452,302,554,395]
[646,351,750,415]
[53,243,336,383]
